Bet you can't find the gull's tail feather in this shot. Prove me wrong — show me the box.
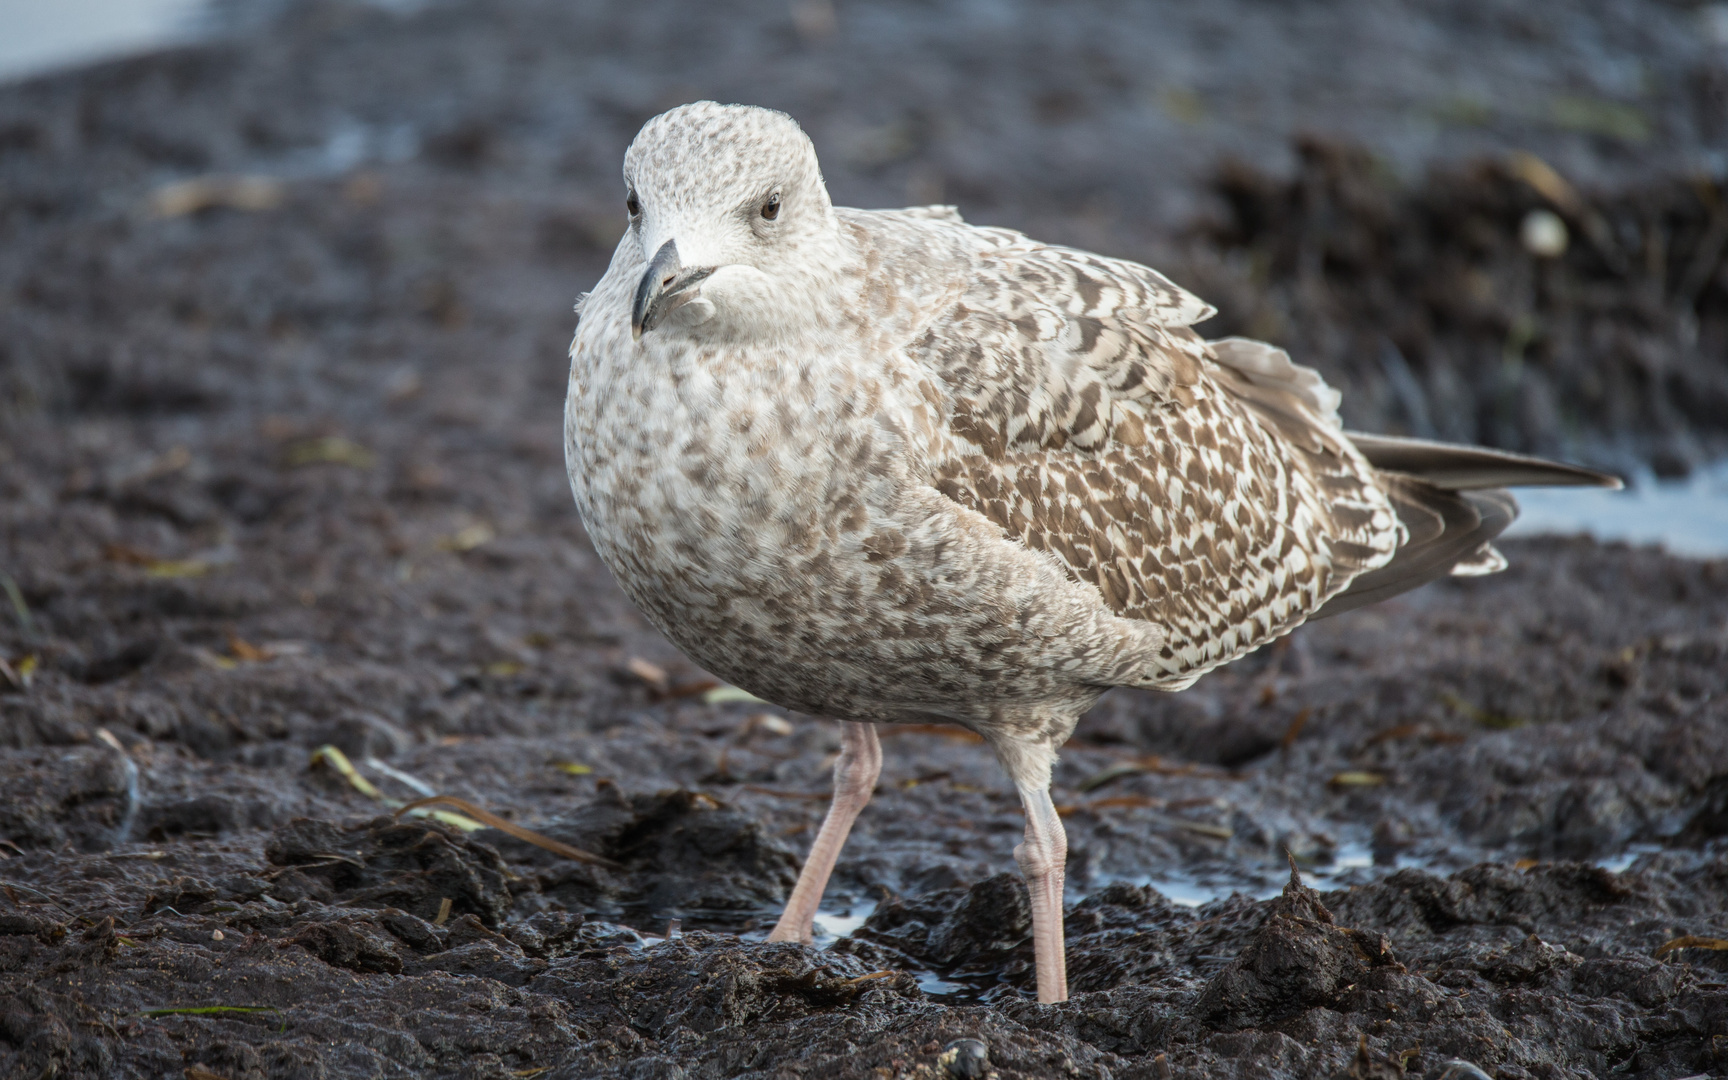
[1313,435,1620,619]
[1344,432,1623,491]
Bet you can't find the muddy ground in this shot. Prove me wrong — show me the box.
[2,2,1728,1078]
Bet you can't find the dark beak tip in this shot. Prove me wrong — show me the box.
[631,239,684,341]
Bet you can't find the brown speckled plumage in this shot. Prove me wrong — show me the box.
[563,103,1619,1001]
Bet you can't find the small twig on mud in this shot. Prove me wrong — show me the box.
[260,855,365,880]
[839,970,897,986]
[393,795,620,868]
[1440,693,1526,730]
[1328,770,1386,789]
[1,881,78,921]
[309,745,386,801]
[1655,935,1728,958]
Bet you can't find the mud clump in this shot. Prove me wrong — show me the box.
[263,815,514,927]
[0,747,135,851]
[855,873,1035,973]
[491,787,802,919]
[1195,870,1400,1030]
[999,861,1728,1078]
[287,915,408,974]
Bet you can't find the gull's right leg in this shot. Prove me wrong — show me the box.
[766,719,881,944]
[1014,776,1070,1003]
[987,730,1070,1003]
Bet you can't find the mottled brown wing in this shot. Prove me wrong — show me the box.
[882,222,1402,687]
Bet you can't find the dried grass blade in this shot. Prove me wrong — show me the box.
[393,795,619,868]
[1655,935,1728,957]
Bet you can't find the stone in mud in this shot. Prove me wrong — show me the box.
[939,1037,991,1078]
[377,907,448,953]
[494,788,799,917]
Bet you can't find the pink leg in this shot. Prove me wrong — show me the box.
[766,720,881,944]
[1014,781,1069,1003]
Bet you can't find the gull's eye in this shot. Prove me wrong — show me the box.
[761,192,781,221]
[626,191,641,218]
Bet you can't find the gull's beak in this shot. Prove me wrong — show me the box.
[631,239,714,340]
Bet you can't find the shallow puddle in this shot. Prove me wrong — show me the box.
[1507,461,1728,558]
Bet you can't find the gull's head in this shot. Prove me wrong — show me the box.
[621,102,840,342]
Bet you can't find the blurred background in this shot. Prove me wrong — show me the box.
[2,0,1727,551]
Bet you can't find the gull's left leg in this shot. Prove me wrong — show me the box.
[766,719,881,944]
[990,733,1069,1003]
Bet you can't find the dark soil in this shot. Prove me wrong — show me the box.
[1184,139,1728,478]
[2,2,1727,1078]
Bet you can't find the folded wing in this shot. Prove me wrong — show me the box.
[861,213,1401,687]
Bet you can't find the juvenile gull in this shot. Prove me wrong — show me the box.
[563,102,1619,1003]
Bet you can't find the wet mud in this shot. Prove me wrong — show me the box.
[2,1,1728,1077]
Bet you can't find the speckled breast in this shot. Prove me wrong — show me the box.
[566,338,927,716]
[565,338,1129,726]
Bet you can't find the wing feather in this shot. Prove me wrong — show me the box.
[855,211,1402,686]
